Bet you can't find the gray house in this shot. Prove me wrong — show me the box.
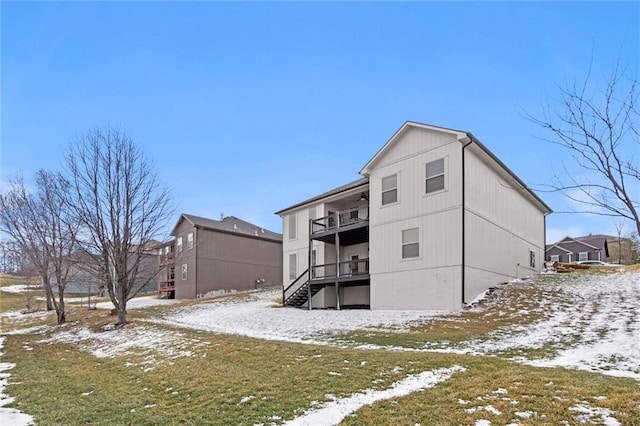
[159,214,283,299]
[545,235,610,263]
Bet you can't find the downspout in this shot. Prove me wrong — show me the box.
[461,137,473,305]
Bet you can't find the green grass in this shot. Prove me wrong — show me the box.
[1,271,639,425]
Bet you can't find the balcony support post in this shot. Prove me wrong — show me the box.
[336,227,340,310]
[308,217,312,310]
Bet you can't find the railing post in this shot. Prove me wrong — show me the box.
[336,226,340,311]
[308,216,312,310]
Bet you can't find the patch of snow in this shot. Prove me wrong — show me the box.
[150,288,447,346]
[515,411,533,418]
[94,296,179,310]
[282,365,465,426]
[0,337,35,425]
[0,285,39,293]
[240,395,255,403]
[569,403,620,426]
[475,420,491,426]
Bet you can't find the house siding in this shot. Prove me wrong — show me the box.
[368,128,464,310]
[195,229,282,296]
[174,220,197,299]
[464,145,545,301]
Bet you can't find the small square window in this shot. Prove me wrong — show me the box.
[550,255,559,262]
[579,252,588,262]
[187,232,194,250]
[402,228,419,259]
[425,158,445,194]
[382,174,398,205]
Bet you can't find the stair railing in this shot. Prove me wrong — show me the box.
[283,268,310,305]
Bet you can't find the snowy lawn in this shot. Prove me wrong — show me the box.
[0,270,639,425]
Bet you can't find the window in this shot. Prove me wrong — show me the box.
[289,213,297,240]
[425,158,445,194]
[187,232,194,249]
[402,228,419,259]
[579,252,588,262]
[177,237,183,252]
[181,264,187,280]
[530,250,536,268]
[289,253,297,280]
[550,255,559,262]
[382,174,398,205]
[311,250,316,278]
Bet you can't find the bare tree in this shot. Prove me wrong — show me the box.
[526,60,639,235]
[0,171,79,323]
[65,128,173,326]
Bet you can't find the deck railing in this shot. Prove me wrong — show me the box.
[311,258,370,280]
[311,206,369,235]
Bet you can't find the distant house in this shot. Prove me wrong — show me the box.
[276,121,552,311]
[158,214,283,299]
[545,235,610,263]
[51,245,159,295]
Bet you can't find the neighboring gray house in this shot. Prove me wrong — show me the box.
[546,235,610,263]
[159,214,283,299]
[51,246,159,295]
[277,121,552,311]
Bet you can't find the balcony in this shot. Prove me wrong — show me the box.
[311,258,370,285]
[159,253,175,266]
[310,206,369,246]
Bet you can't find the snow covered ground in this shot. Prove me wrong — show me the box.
[0,337,35,425]
[1,270,638,425]
[149,272,639,380]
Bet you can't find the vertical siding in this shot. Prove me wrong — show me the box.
[173,221,197,299]
[463,144,546,302]
[368,127,464,310]
[281,202,324,286]
[196,230,282,296]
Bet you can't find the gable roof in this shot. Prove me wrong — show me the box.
[171,213,282,242]
[558,236,599,250]
[545,243,573,254]
[275,177,369,216]
[360,121,552,214]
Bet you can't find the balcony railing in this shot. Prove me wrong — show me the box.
[159,253,175,266]
[311,258,370,280]
[311,206,369,235]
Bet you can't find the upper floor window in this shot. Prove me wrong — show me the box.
[579,252,588,262]
[425,158,445,194]
[381,174,398,205]
[402,227,420,259]
[187,232,194,249]
[177,237,183,252]
[289,213,297,240]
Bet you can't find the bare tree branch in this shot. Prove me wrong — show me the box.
[524,59,640,235]
[64,128,174,326]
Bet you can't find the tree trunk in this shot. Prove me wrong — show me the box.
[46,289,53,311]
[117,307,126,326]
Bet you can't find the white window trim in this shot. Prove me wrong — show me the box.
[381,172,400,207]
[423,156,447,196]
[187,232,194,250]
[181,263,187,280]
[177,236,183,252]
[579,252,588,262]
[550,255,560,262]
[401,226,421,260]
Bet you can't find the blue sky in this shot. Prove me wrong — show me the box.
[2,1,638,243]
